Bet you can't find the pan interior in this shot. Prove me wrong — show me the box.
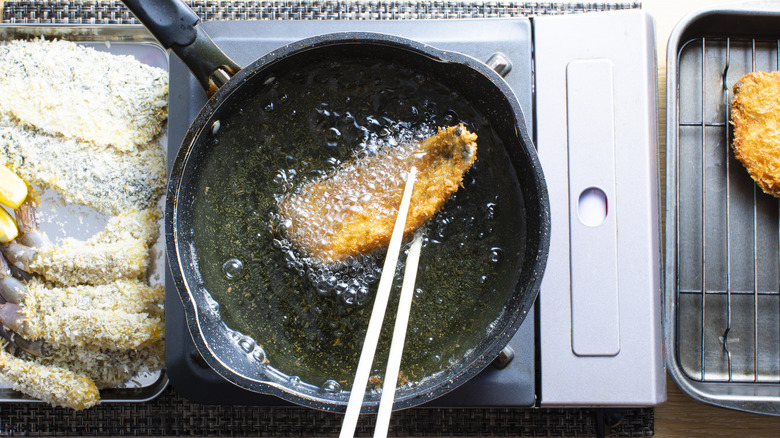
[177,43,531,405]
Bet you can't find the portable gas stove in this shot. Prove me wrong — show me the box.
[166,9,664,409]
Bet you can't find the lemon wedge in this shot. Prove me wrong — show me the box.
[0,166,27,209]
[0,208,18,243]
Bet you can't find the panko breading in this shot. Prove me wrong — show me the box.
[731,71,780,198]
[0,115,166,215]
[0,342,99,410]
[20,304,163,350]
[0,38,167,410]
[0,38,168,152]
[5,209,160,286]
[22,278,164,315]
[2,279,164,351]
[35,339,165,389]
[278,125,477,264]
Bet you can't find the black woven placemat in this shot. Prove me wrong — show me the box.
[0,1,652,436]
[0,385,653,436]
[3,1,642,23]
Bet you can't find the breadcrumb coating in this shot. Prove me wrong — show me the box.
[23,278,164,314]
[0,116,166,215]
[21,304,163,350]
[0,38,167,410]
[0,342,99,410]
[15,277,164,350]
[278,125,477,263]
[0,38,168,152]
[22,209,160,286]
[33,339,165,389]
[731,70,780,198]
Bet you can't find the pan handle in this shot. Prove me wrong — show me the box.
[121,0,241,96]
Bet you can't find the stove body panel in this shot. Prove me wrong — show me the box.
[534,10,665,406]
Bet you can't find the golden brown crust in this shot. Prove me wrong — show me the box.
[731,71,780,198]
[279,125,477,264]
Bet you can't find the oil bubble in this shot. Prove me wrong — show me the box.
[208,299,219,314]
[321,379,342,393]
[222,258,245,280]
[326,127,341,141]
[237,336,255,353]
[272,170,288,186]
[355,286,370,306]
[284,250,297,265]
[316,279,333,295]
[489,248,504,265]
[342,289,356,306]
[334,281,348,296]
[486,202,499,220]
[364,271,378,284]
[442,110,458,125]
[211,120,221,135]
[289,375,301,386]
[252,347,267,364]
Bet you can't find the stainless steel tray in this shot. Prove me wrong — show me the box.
[0,24,168,404]
[665,1,780,416]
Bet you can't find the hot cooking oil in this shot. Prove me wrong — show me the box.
[191,58,526,391]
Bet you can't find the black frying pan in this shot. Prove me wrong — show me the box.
[123,0,550,412]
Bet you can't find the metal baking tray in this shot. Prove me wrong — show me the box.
[665,1,780,416]
[0,24,168,404]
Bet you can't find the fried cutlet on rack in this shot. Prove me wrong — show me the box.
[731,70,780,198]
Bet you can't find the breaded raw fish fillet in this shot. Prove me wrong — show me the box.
[279,125,477,264]
[0,115,166,215]
[731,71,780,198]
[0,38,168,152]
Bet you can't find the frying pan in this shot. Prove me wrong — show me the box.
[122,0,550,412]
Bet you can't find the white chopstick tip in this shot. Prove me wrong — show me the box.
[374,231,424,438]
[340,166,419,438]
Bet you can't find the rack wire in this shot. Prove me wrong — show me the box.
[675,36,780,384]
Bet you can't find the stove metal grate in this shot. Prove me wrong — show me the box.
[675,36,780,385]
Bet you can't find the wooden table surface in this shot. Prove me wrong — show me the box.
[1,0,780,436]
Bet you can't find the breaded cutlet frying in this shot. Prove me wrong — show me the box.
[731,70,780,198]
[278,125,478,264]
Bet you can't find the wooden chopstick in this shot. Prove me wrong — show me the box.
[339,166,419,438]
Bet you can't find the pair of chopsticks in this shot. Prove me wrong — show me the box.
[340,167,423,438]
